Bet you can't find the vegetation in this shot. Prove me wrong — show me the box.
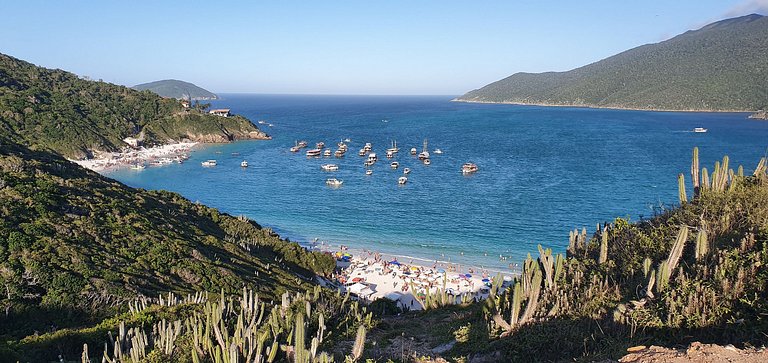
[0,53,266,159]
[132,79,218,100]
[456,14,768,112]
[0,138,335,348]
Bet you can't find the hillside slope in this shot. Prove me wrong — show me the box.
[133,79,218,100]
[0,137,335,339]
[456,14,768,111]
[0,53,268,159]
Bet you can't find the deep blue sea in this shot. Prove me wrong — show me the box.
[106,94,768,272]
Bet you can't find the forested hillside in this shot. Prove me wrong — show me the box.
[0,53,267,159]
[457,14,768,112]
[133,79,218,100]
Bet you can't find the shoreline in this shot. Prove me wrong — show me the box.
[451,98,757,114]
[69,141,199,172]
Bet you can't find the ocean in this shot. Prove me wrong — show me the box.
[105,94,768,272]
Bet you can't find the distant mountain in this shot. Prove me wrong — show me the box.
[0,53,268,159]
[456,14,768,112]
[133,79,218,100]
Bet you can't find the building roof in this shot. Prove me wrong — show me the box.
[209,108,230,113]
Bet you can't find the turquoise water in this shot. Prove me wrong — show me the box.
[106,95,768,272]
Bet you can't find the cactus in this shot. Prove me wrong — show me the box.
[691,147,700,197]
[351,324,367,361]
[646,269,656,299]
[678,173,687,203]
[294,312,308,363]
[657,261,670,292]
[598,226,608,264]
[701,167,710,191]
[519,264,542,325]
[667,226,688,272]
[510,281,522,328]
[538,245,555,288]
[643,257,652,279]
[754,157,766,177]
[554,253,564,284]
[695,229,708,261]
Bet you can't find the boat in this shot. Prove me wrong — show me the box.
[433,149,443,154]
[306,149,322,157]
[423,159,431,165]
[298,141,308,148]
[364,143,372,152]
[258,120,266,124]
[390,161,399,169]
[201,160,217,167]
[324,149,332,157]
[130,164,146,170]
[418,139,430,160]
[694,127,708,133]
[321,164,339,171]
[268,124,274,127]
[386,140,399,154]
[386,150,394,158]
[403,168,411,174]
[367,153,378,162]
[344,138,352,142]
[316,142,325,149]
[240,160,249,167]
[398,176,408,185]
[358,149,367,156]
[461,162,478,174]
[410,147,417,155]
[365,169,373,176]
[290,146,300,152]
[364,160,373,167]
[231,152,240,156]
[334,149,345,157]
[326,178,343,187]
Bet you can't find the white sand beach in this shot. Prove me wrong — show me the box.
[70,142,198,172]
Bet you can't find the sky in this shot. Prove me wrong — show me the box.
[1,0,766,95]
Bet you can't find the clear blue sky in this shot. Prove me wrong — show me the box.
[1,0,766,95]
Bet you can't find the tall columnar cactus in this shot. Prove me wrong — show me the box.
[519,265,542,325]
[598,226,608,264]
[691,147,700,197]
[678,173,687,203]
[701,167,710,191]
[510,281,522,328]
[643,257,652,279]
[754,157,767,177]
[554,253,564,284]
[657,226,689,293]
[538,245,555,288]
[293,312,308,363]
[351,324,367,361]
[695,229,709,261]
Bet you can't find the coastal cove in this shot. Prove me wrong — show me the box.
[105,94,768,272]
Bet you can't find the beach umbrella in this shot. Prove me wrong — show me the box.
[465,274,472,278]
[389,260,401,266]
[482,278,490,283]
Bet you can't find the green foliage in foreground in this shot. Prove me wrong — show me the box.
[457,14,768,111]
[0,138,335,342]
[0,52,265,159]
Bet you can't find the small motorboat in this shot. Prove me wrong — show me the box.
[316,142,326,149]
[403,168,411,174]
[240,160,249,167]
[364,160,373,167]
[386,150,394,158]
[694,127,708,133]
[398,176,408,185]
[201,160,217,167]
[298,141,308,148]
[418,139,430,160]
[365,169,373,176]
[423,159,431,165]
[335,149,345,157]
[344,138,352,142]
[326,178,343,187]
[390,161,399,169]
[130,164,146,170]
[461,162,478,174]
[410,147,417,155]
[321,164,339,171]
[358,149,367,156]
[367,153,378,162]
[433,149,443,154]
[306,149,322,157]
[324,149,332,157]
[364,143,372,152]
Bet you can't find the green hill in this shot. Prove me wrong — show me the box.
[0,136,335,342]
[132,79,218,100]
[456,14,768,111]
[0,53,268,159]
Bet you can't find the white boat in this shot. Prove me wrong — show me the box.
[358,149,367,156]
[298,141,308,148]
[335,149,346,157]
[367,153,378,162]
[364,143,372,152]
[268,124,274,127]
[694,127,708,133]
[390,161,399,169]
[386,150,394,158]
[423,159,431,165]
[418,139,430,160]
[290,146,300,152]
[306,149,322,157]
[130,164,146,170]
[321,164,339,171]
[326,178,343,187]
[398,176,408,185]
[365,169,373,176]
[364,160,373,167]
[403,168,411,174]
[433,149,443,154]
[316,142,325,149]
[461,162,478,174]
[386,140,399,153]
[344,138,352,142]
[201,160,217,167]
[324,149,332,157]
[258,120,266,124]
[240,160,249,167]
[410,147,417,155]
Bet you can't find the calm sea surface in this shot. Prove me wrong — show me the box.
[106,95,768,272]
